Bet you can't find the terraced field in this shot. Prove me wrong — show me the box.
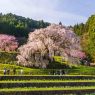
[0,75,95,95]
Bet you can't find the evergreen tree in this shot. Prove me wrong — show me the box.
[59,22,62,25]
[73,23,85,36]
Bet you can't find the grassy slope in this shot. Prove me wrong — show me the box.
[0,63,50,75]
[0,63,95,75]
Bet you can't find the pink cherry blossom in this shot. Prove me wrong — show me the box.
[0,34,18,52]
[70,50,86,58]
[17,24,86,68]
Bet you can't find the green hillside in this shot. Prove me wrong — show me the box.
[0,13,49,37]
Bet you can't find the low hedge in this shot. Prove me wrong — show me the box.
[0,89,95,95]
[1,82,95,88]
[0,75,95,80]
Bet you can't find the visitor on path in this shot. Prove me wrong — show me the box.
[7,69,10,75]
[4,68,7,75]
[20,69,23,75]
[52,70,55,75]
[13,68,16,75]
[62,69,65,75]
[59,69,62,75]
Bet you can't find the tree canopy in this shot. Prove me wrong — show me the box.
[73,23,85,36]
[81,15,95,62]
[0,34,18,51]
[17,24,85,68]
[0,13,49,37]
[73,15,95,62]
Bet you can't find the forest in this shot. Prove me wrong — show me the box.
[0,13,49,37]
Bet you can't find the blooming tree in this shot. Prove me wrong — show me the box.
[0,34,18,51]
[70,50,86,58]
[17,24,86,68]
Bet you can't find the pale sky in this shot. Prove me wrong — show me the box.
[0,0,95,25]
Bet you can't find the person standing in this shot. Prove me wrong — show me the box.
[62,69,65,75]
[13,68,16,75]
[7,69,10,75]
[59,69,62,75]
[4,68,7,75]
[20,69,23,75]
